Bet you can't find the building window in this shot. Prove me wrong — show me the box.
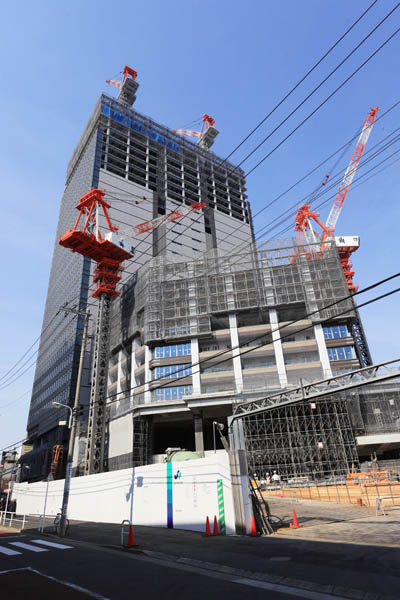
[153,343,191,358]
[153,364,192,379]
[242,360,275,369]
[327,346,355,361]
[323,325,349,339]
[151,385,193,401]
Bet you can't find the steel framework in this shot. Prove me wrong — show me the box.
[232,358,400,479]
[244,397,359,479]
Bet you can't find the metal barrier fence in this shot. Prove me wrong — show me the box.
[0,511,27,529]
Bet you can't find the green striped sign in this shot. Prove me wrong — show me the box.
[217,479,226,535]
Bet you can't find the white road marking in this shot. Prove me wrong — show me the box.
[0,547,22,556]
[9,542,48,553]
[30,539,73,550]
[28,567,111,600]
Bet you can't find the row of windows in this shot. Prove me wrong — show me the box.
[151,385,193,401]
[202,365,233,373]
[153,343,191,358]
[284,356,318,365]
[327,346,356,361]
[33,355,72,396]
[32,372,71,407]
[242,360,275,369]
[323,325,349,339]
[153,364,192,379]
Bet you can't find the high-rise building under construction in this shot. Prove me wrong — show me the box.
[22,70,253,481]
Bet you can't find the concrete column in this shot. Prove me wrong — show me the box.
[130,338,139,408]
[191,338,201,395]
[229,313,243,393]
[314,324,333,378]
[117,350,125,396]
[193,413,204,456]
[144,345,151,404]
[269,308,288,389]
[187,264,198,335]
[298,256,332,379]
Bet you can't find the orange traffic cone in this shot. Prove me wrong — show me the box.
[127,523,135,547]
[213,515,220,536]
[249,515,257,536]
[292,509,299,529]
[205,516,211,537]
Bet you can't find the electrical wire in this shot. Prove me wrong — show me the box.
[235,3,400,171]
[223,0,379,164]
[245,25,400,177]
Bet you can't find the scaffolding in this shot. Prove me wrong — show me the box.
[233,358,400,479]
[110,237,354,349]
[243,397,359,479]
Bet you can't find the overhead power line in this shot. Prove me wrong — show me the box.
[237,3,400,171]
[223,0,379,163]
[245,24,400,177]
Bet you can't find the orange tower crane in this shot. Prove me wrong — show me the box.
[59,188,133,475]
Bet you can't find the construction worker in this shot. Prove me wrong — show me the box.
[272,471,281,483]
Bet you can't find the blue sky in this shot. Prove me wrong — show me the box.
[0,0,399,451]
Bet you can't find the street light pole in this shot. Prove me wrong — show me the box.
[213,421,225,453]
[55,308,90,536]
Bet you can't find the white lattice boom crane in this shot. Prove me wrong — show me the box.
[294,106,379,291]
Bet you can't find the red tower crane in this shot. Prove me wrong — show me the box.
[172,114,219,149]
[106,65,139,107]
[59,188,133,475]
[294,106,379,291]
[106,65,138,90]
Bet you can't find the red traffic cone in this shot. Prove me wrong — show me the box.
[292,509,299,529]
[205,516,211,537]
[127,523,135,547]
[249,515,257,536]
[213,515,220,536]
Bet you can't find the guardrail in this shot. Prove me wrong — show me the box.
[0,511,26,529]
[376,495,400,516]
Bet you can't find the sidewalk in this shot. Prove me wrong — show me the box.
[20,498,400,600]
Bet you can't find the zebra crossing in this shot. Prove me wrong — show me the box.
[0,538,73,556]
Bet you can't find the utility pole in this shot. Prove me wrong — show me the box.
[56,305,90,537]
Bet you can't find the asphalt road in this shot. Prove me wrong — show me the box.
[0,532,305,600]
